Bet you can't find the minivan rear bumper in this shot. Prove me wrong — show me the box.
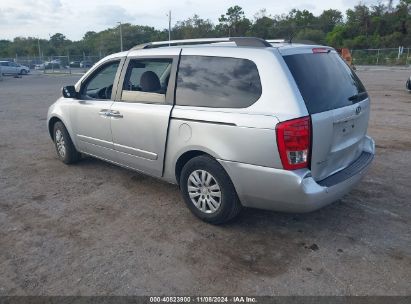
[219,136,375,213]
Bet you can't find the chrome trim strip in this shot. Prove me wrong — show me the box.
[113,143,158,160]
[171,117,236,127]
[77,134,113,149]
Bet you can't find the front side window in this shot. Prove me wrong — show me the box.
[82,60,120,100]
[176,56,262,108]
[121,58,172,103]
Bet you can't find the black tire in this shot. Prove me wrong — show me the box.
[406,79,411,92]
[53,121,80,164]
[20,69,27,75]
[180,155,242,224]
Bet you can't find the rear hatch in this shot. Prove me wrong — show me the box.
[281,47,370,181]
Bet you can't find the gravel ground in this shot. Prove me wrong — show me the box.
[0,67,410,296]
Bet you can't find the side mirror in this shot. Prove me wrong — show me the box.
[62,85,78,98]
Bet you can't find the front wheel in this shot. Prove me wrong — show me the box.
[20,69,27,75]
[180,155,242,224]
[53,121,80,164]
[406,79,411,92]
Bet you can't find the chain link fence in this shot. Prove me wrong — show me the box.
[351,48,411,66]
[2,48,410,77]
[0,54,103,74]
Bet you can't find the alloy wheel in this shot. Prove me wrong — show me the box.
[187,170,222,214]
[55,129,66,158]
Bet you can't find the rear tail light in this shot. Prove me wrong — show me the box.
[276,116,311,170]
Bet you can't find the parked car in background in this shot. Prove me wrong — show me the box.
[47,62,61,69]
[0,61,30,75]
[50,59,61,65]
[16,63,30,74]
[80,61,92,68]
[35,63,46,70]
[34,61,63,70]
[29,59,43,69]
[69,61,81,68]
[47,37,375,224]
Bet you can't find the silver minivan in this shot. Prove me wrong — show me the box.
[47,37,375,224]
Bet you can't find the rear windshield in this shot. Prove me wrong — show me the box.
[283,52,367,114]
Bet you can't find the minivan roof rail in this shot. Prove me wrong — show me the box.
[130,37,272,50]
[266,39,287,43]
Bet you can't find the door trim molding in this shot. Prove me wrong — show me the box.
[113,142,158,160]
[77,134,113,149]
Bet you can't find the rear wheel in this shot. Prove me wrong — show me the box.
[406,79,411,92]
[180,155,242,224]
[20,69,27,75]
[53,121,80,164]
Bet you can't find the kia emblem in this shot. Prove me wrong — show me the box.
[356,106,362,115]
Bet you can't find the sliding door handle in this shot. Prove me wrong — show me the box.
[110,110,123,118]
[99,109,111,117]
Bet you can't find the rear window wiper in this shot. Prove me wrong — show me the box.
[348,92,368,103]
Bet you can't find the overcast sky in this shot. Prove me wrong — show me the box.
[0,0,390,41]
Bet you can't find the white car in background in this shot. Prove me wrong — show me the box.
[35,63,46,70]
[0,61,30,75]
[35,60,63,70]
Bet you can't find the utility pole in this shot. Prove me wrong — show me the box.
[118,22,123,52]
[37,38,41,61]
[67,50,71,74]
[168,10,171,45]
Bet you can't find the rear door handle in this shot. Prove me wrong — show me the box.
[109,110,123,118]
[99,109,111,117]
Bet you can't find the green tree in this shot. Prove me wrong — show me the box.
[1,2,410,58]
[295,29,325,44]
[288,9,316,28]
[326,25,347,47]
[318,9,343,33]
[251,9,275,38]
[0,40,12,57]
[172,15,215,39]
[346,5,371,37]
[217,6,251,36]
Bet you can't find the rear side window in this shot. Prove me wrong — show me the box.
[176,55,262,108]
[121,58,172,103]
[284,52,367,114]
[123,59,172,92]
